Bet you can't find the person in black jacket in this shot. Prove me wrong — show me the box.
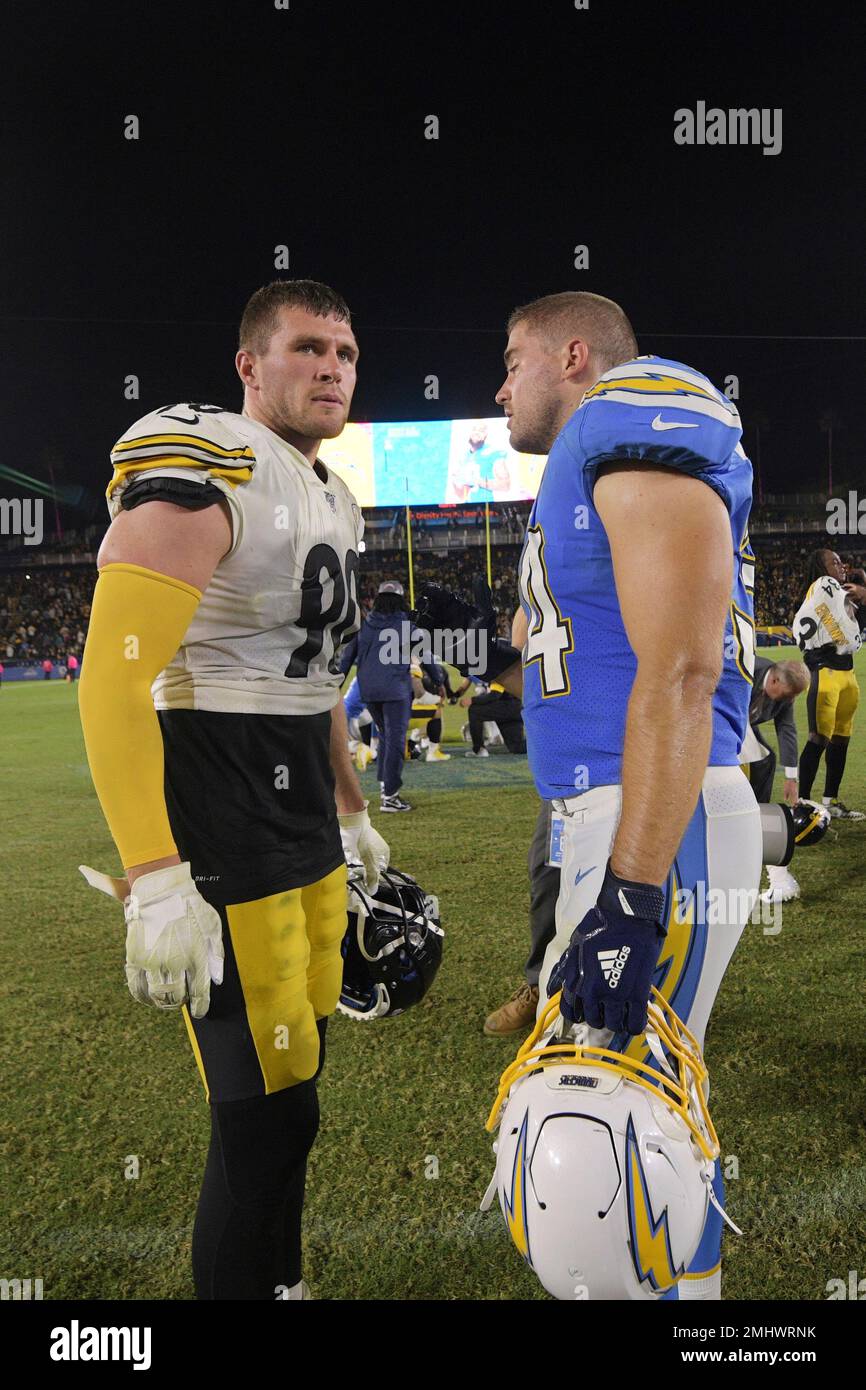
[339,581,442,812]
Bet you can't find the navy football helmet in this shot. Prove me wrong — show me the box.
[338,867,444,1020]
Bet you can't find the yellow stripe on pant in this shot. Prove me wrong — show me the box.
[183,863,348,1100]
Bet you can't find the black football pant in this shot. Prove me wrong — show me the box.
[468,690,526,754]
[524,799,560,987]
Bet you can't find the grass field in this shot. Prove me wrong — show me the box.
[2,655,865,1301]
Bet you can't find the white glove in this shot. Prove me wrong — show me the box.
[338,802,390,895]
[79,861,224,1018]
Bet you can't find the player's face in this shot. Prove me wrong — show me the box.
[247,307,358,441]
[824,550,845,582]
[496,326,567,454]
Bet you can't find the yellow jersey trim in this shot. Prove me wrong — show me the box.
[106,456,254,500]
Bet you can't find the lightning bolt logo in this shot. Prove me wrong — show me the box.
[625,1114,683,1293]
[503,1110,533,1265]
[583,373,718,403]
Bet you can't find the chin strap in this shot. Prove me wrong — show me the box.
[479,1165,499,1213]
[703,1170,743,1236]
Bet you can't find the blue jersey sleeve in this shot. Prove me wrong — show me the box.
[566,358,744,512]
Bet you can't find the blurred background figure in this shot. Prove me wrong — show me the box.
[740,656,809,902]
[459,676,526,757]
[407,663,450,762]
[794,549,865,820]
[342,673,378,771]
[339,580,440,812]
[483,798,560,1036]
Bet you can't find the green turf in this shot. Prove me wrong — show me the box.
[1,656,864,1300]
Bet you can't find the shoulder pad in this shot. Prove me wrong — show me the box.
[108,404,254,510]
[111,404,254,472]
[573,357,743,474]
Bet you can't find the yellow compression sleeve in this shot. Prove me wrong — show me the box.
[78,562,202,870]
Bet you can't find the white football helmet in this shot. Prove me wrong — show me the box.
[482,988,724,1301]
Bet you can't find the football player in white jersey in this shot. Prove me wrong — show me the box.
[78,280,389,1300]
[794,549,865,818]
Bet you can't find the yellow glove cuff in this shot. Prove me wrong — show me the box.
[78,562,202,870]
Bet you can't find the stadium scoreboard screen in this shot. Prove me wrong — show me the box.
[318,417,546,507]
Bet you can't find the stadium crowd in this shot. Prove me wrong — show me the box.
[0,567,91,665]
[3,539,866,667]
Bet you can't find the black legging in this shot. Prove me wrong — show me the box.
[192,1020,327,1300]
[468,691,526,754]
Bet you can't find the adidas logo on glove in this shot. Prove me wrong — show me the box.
[598,945,631,988]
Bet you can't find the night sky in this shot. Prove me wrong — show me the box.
[3,0,865,518]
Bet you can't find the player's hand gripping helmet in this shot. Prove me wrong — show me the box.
[482,988,737,1300]
[338,867,444,1020]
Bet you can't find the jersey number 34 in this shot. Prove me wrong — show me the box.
[520,527,574,697]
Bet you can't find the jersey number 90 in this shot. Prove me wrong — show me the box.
[285,544,359,678]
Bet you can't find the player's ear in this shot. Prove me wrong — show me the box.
[235,348,256,390]
[560,336,591,381]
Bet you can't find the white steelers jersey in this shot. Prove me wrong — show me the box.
[793,575,862,659]
[108,403,363,714]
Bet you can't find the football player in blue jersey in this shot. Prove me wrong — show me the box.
[416,291,760,1299]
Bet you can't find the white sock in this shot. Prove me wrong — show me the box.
[822,795,832,805]
[678,1265,721,1300]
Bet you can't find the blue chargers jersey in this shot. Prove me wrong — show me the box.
[519,356,755,799]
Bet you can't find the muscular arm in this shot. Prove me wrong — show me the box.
[81,499,232,885]
[594,464,733,885]
[98,497,232,588]
[329,697,367,814]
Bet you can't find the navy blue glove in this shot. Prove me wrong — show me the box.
[555,862,667,1035]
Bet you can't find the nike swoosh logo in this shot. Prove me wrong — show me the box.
[651,414,700,431]
[159,409,201,425]
[574,866,596,887]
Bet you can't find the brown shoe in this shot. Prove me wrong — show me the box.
[484,983,540,1036]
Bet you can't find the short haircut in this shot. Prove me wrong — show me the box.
[239,279,352,355]
[506,291,638,371]
[773,660,809,695]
